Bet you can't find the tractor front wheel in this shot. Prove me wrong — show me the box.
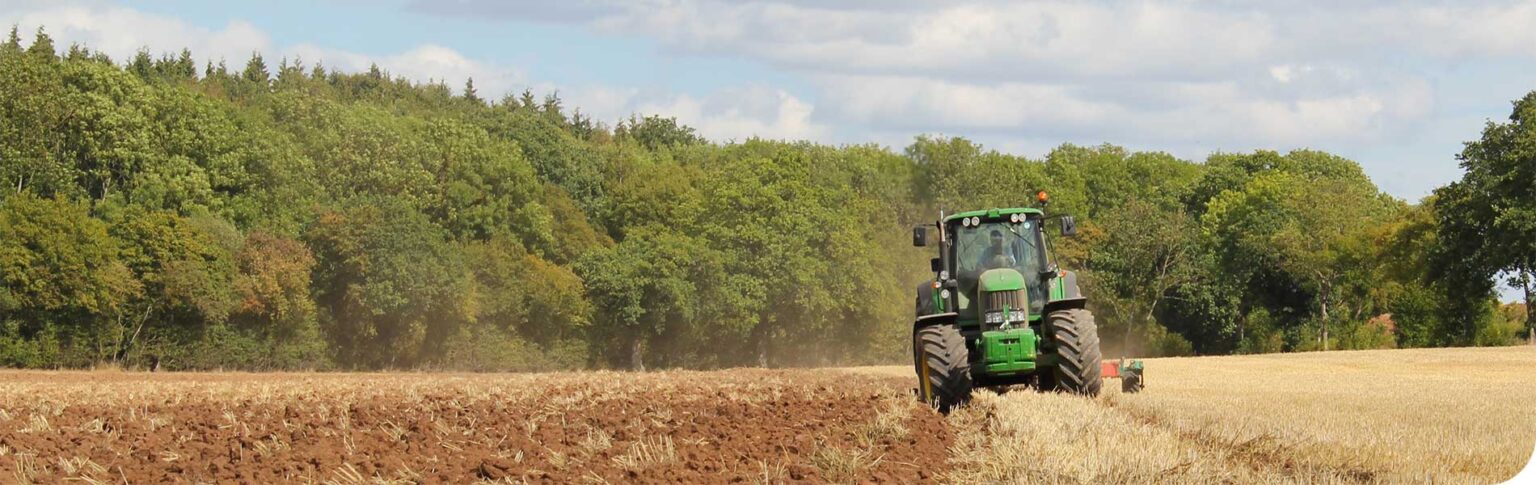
[914,324,971,413]
[1043,308,1103,396]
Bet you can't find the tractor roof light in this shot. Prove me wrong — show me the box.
[1036,191,1050,205]
[969,216,980,226]
[1009,213,1021,223]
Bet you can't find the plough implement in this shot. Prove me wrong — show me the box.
[1102,359,1145,393]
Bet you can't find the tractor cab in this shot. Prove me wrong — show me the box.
[912,199,1078,334]
[943,208,1052,325]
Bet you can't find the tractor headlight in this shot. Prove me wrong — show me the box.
[985,310,1028,324]
[939,270,949,280]
[940,289,951,299]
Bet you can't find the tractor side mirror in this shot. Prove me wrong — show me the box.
[930,257,943,273]
[913,225,929,246]
[1061,215,1078,237]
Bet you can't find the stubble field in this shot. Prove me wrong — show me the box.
[1,346,1532,483]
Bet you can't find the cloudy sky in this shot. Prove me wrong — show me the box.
[4,0,1535,201]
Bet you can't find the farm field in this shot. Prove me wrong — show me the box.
[1,346,1533,483]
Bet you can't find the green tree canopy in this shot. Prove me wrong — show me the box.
[1436,91,1536,335]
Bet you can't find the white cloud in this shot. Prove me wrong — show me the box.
[408,0,1494,161]
[818,75,1115,131]
[829,72,1437,144]
[554,84,643,122]
[1364,2,1536,59]
[0,2,525,99]
[8,0,1519,197]
[1270,66,1296,84]
[2,2,272,65]
[538,1,1278,84]
[639,86,825,142]
[420,1,1536,76]
[286,43,524,99]
[819,72,1435,148]
[561,84,828,141]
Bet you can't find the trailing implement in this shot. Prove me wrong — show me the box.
[911,192,1143,412]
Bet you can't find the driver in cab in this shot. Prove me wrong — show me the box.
[976,229,1017,270]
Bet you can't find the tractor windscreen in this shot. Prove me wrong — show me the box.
[951,218,1047,316]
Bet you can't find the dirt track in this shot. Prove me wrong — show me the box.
[2,347,1534,483]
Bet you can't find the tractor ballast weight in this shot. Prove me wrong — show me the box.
[911,196,1143,413]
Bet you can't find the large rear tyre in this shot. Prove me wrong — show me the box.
[914,324,971,414]
[1043,309,1102,396]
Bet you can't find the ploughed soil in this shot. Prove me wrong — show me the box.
[0,368,950,483]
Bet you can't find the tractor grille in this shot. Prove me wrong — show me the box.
[986,290,1022,313]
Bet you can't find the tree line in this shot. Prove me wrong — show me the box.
[0,28,1529,371]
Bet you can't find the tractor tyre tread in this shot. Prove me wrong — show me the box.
[915,324,971,414]
[1047,308,1103,397]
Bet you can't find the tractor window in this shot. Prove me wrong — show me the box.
[950,218,1046,315]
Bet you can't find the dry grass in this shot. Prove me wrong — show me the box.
[1106,346,1536,483]
[611,435,677,472]
[853,346,1536,483]
[855,393,913,447]
[753,459,789,484]
[809,442,883,485]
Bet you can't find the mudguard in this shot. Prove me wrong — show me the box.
[915,282,935,316]
[1042,297,1087,315]
[913,312,958,330]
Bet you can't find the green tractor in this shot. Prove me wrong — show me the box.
[911,193,1141,412]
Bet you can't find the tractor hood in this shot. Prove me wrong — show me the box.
[978,268,1027,292]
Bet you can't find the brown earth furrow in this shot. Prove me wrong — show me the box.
[0,369,952,484]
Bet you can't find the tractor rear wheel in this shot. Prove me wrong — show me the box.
[914,324,971,413]
[1043,309,1102,396]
